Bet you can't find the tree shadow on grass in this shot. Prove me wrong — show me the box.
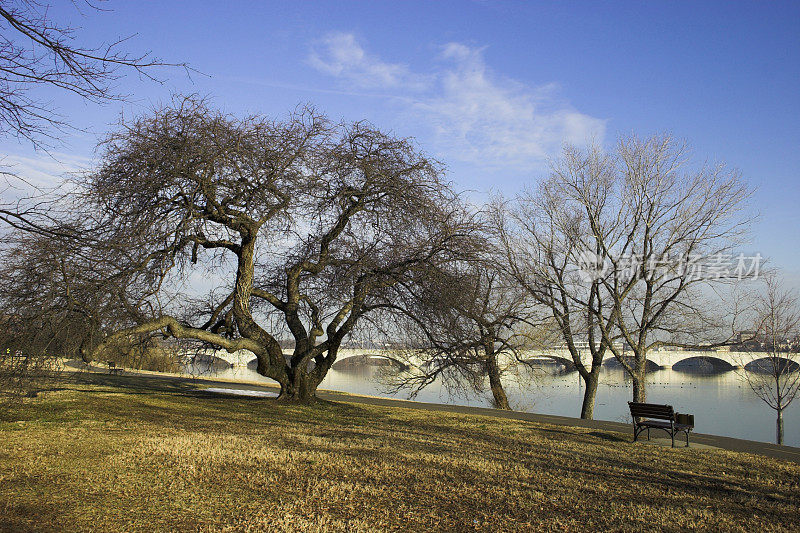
[47,374,385,434]
[0,501,61,533]
[70,372,214,395]
[587,431,629,443]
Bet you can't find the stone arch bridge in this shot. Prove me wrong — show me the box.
[527,348,788,372]
[186,347,793,373]
[184,348,411,369]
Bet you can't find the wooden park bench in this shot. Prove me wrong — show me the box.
[628,402,694,448]
[107,361,123,375]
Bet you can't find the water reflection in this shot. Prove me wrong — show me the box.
[743,357,800,373]
[184,353,799,447]
[602,356,662,372]
[672,356,735,373]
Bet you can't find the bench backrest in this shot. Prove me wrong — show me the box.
[628,402,674,421]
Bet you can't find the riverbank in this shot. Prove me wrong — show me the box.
[63,363,800,463]
[1,373,799,531]
[173,349,800,447]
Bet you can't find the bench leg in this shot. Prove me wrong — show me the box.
[685,431,690,448]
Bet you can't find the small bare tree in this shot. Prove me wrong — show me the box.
[593,135,752,403]
[739,275,800,445]
[384,251,538,410]
[0,193,156,397]
[0,225,157,357]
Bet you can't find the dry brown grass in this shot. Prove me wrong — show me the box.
[0,376,798,532]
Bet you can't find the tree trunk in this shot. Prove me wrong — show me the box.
[631,369,646,403]
[279,368,317,403]
[580,370,600,419]
[777,408,784,445]
[485,355,511,410]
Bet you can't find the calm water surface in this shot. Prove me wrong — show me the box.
[186,353,800,447]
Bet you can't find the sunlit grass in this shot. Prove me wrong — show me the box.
[1,376,798,532]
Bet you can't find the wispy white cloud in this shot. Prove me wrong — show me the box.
[308,32,429,91]
[0,152,92,201]
[308,34,606,169]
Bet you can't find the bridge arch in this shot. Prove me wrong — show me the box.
[542,355,576,371]
[332,354,410,371]
[522,355,576,372]
[602,356,662,372]
[185,352,233,369]
[672,356,736,373]
[744,357,800,373]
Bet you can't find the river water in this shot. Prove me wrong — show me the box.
[186,352,800,447]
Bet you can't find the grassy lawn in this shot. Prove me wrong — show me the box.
[1,375,799,532]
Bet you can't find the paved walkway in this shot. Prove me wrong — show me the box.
[66,364,800,464]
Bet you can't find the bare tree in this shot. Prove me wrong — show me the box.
[384,250,538,410]
[0,232,98,360]
[0,213,156,358]
[739,275,800,445]
[0,0,188,257]
[592,135,752,403]
[500,136,752,410]
[495,148,622,419]
[0,0,184,147]
[66,98,477,403]
[0,176,163,396]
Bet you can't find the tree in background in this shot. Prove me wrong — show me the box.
[499,136,752,411]
[495,149,621,419]
[383,246,539,410]
[593,135,752,403]
[0,218,171,364]
[739,275,800,445]
[0,178,184,397]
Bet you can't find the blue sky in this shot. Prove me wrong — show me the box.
[2,1,799,283]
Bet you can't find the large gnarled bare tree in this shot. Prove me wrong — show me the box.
[75,98,476,402]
